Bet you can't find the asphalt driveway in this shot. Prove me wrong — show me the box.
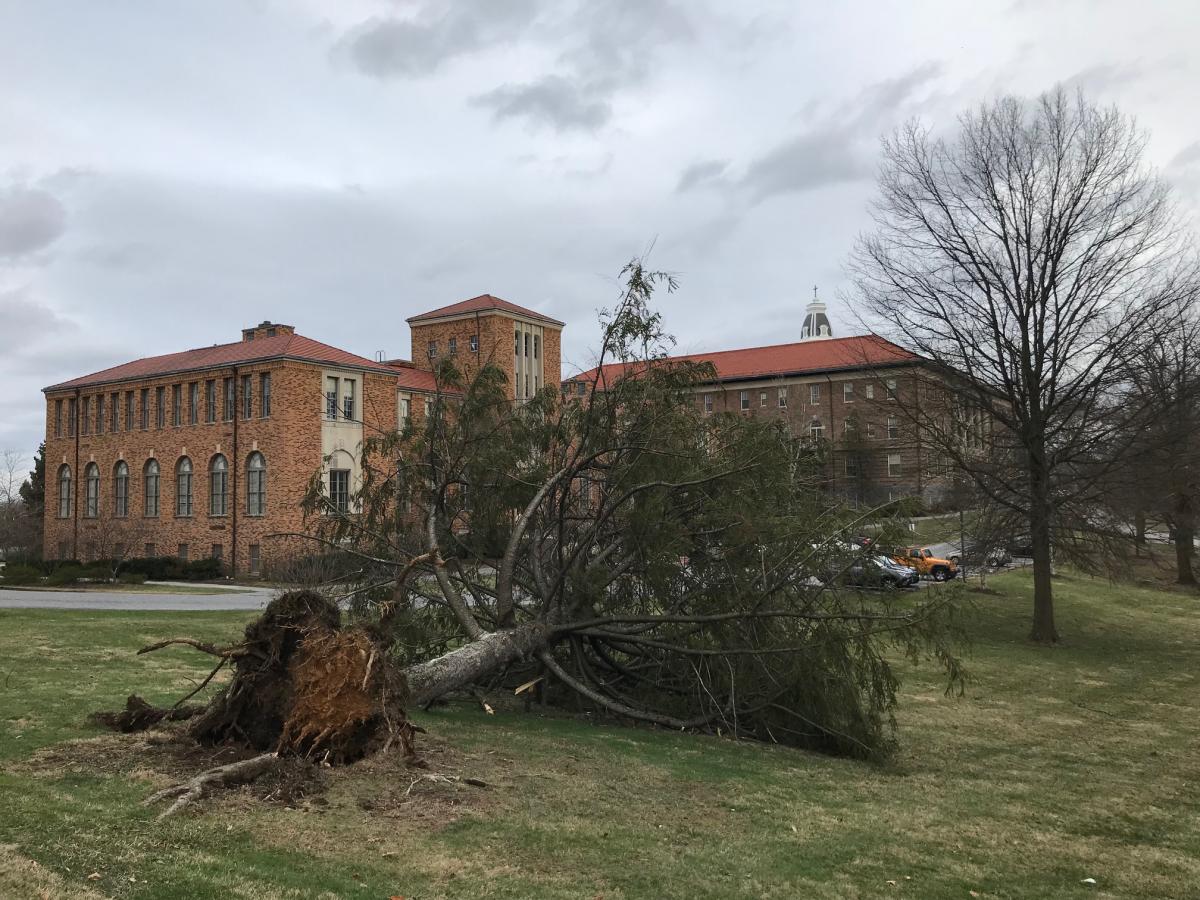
[0,582,274,611]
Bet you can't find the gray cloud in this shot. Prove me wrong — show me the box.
[472,75,611,131]
[340,0,540,79]
[0,288,74,352]
[1170,141,1200,169]
[733,64,943,204]
[472,0,697,131]
[676,159,729,192]
[0,185,67,258]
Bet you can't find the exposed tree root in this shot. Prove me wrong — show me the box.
[89,695,205,733]
[95,590,426,815]
[143,752,279,819]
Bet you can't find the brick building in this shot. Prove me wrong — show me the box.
[565,295,966,507]
[42,295,563,574]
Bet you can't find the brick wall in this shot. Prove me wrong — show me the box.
[410,312,563,400]
[43,360,346,574]
[693,366,951,504]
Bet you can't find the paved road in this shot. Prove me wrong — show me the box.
[0,582,274,611]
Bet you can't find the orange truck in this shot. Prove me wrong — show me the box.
[891,546,959,581]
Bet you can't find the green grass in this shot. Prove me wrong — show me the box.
[1,571,1199,898]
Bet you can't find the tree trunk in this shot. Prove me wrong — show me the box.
[405,622,552,707]
[1134,509,1147,556]
[1175,520,1196,586]
[1028,458,1058,643]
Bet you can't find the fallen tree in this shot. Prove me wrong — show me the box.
[101,261,966,813]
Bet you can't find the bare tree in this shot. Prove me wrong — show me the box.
[0,450,34,560]
[849,88,1188,642]
[1117,293,1200,584]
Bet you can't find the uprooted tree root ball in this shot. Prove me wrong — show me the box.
[94,590,421,816]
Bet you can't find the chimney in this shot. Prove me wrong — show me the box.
[242,321,295,342]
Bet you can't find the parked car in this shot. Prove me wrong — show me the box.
[943,540,1012,569]
[844,555,920,589]
[1006,535,1034,558]
[891,546,959,581]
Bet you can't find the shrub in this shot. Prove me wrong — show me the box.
[118,572,148,585]
[183,558,224,580]
[45,565,83,586]
[1,563,42,585]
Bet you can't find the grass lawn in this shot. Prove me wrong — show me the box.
[1,571,1198,899]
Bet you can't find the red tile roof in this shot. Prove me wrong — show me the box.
[44,332,399,392]
[407,294,564,327]
[573,335,919,387]
[384,360,442,393]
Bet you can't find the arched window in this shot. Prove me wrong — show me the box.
[84,463,100,518]
[144,459,160,517]
[114,461,129,517]
[176,457,193,516]
[57,465,72,518]
[209,454,228,515]
[246,452,266,516]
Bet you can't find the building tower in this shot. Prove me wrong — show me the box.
[800,285,833,341]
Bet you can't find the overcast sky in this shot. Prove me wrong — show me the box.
[2,0,1199,466]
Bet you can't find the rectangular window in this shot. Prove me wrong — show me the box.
[155,386,165,429]
[428,340,438,359]
[524,333,531,357]
[469,334,478,352]
[759,391,767,408]
[140,388,149,429]
[886,378,897,399]
[329,469,350,513]
[740,390,749,411]
[448,337,457,356]
[144,542,155,557]
[342,378,355,421]
[325,376,338,419]
[887,416,898,440]
[843,382,854,402]
[96,394,105,434]
[189,382,199,425]
[514,330,520,356]
[223,377,234,421]
[205,380,216,423]
[54,399,63,438]
[125,391,134,431]
[249,544,261,575]
[178,543,189,562]
[211,543,223,561]
[845,456,860,476]
[809,384,820,405]
[400,396,411,423]
[81,397,90,435]
[68,398,77,437]
[58,541,69,560]
[260,373,271,416]
[172,384,182,426]
[809,419,824,439]
[778,387,787,408]
[864,384,874,400]
[703,393,713,414]
[866,421,876,438]
[110,392,119,432]
[534,335,540,359]
[241,375,252,419]
[888,454,902,477]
